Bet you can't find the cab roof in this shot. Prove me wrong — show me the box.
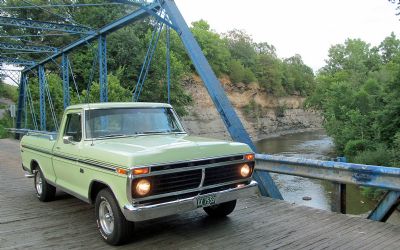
[66,102,172,111]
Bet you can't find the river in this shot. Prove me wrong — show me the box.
[255,129,377,215]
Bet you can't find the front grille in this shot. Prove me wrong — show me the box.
[132,169,202,198]
[132,157,254,201]
[203,163,254,186]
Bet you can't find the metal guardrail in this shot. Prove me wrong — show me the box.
[8,128,58,140]
[255,153,400,222]
[255,154,400,191]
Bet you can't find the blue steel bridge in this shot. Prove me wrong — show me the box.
[0,1,400,249]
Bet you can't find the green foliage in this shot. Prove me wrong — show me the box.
[243,67,257,84]
[224,29,257,68]
[0,83,18,102]
[191,20,231,76]
[82,72,131,103]
[229,60,245,83]
[360,187,386,201]
[353,145,393,166]
[308,35,400,167]
[275,105,286,118]
[343,139,371,157]
[283,55,315,95]
[255,53,285,95]
[0,113,13,138]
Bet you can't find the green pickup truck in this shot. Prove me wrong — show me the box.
[20,102,258,245]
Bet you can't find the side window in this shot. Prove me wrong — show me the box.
[64,113,82,142]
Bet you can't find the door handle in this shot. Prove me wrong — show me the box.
[55,146,61,150]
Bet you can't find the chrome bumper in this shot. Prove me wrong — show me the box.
[122,180,258,222]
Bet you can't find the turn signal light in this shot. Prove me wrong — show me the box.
[116,168,128,175]
[244,153,255,161]
[133,167,149,175]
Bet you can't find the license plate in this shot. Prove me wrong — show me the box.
[196,194,216,208]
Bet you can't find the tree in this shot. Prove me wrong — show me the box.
[379,32,400,63]
[283,54,315,95]
[255,53,285,95]
[229,60,245,83]
[224,29,257,68]
[190,20,231,76]
[307,34,400,167]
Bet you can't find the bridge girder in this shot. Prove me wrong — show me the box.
[22,1,160,73]
[0,57,35,66]
[0,16,93,34]
[0,42,58,53]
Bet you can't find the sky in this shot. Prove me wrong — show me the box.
[175,0,400,72]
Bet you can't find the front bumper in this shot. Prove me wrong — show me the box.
[122,180,258,222]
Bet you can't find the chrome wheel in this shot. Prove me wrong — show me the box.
[99,200,114,235]
[35,171,43,195]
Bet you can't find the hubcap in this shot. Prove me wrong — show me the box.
[35,171,42,195]
[99,200,114,235]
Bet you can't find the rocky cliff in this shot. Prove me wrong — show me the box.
[181,76,323,141]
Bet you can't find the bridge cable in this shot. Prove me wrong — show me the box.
[132,19,161,101]
[66,55,81,103]
[44,75,59,131]
[166,24,171,104]
[134,20,164,101]
[26,83,38,130]
[23,77,28,128]
[85,44,99,103]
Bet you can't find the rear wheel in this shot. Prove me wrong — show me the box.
[203,200,237,217]
[95,188,134,245]
[34,168,56,202]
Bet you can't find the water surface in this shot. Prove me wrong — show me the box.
[256,130,377,214]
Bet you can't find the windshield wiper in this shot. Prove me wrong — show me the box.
[137,131,186,135]
[140,131,170,134]
[96,134,127,139]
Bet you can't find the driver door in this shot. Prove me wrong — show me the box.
[53,110,86,197]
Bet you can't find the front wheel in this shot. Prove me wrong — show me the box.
[95,188,134,245]
[203,200,237,217]
[34,168,56,202]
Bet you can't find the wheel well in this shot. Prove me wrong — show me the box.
[30,160,39,172]
[89,181,109,204]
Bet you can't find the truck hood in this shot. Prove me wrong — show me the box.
[81,134,252,168]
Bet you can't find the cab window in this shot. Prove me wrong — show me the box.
[64,113,82,142]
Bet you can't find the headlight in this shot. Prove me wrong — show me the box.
[135,179,151,196]
[240,164,251,177]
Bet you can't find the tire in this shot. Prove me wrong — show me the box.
[34,168,56,202]
[203,200,237,218]
[95,188,135,245]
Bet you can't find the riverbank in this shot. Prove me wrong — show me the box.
[181,76,323,141]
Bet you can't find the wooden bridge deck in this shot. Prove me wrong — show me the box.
[1,138,400,250]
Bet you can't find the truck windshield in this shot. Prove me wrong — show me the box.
[85,107,185,139]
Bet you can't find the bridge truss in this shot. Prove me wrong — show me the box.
[1,0,399,221]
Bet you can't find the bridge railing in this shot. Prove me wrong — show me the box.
[255,154,400,222]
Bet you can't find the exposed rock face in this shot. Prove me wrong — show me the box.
[181,76,323,141]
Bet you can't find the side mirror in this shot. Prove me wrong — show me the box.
[63,135,74,144]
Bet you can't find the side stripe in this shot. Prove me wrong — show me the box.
[21,145,116,172]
